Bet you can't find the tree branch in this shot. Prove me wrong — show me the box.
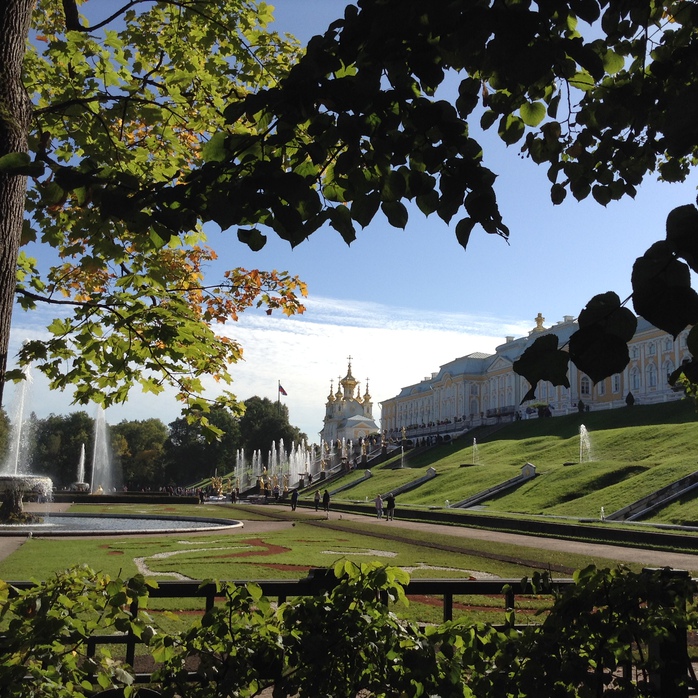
[16,286,116,310]
[15,287,209,400]
[62,0,151,32]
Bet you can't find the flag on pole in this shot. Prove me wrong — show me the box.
[279,384,288,396]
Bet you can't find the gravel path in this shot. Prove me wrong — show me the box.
[269,505,698,574]
[1,502,697,574]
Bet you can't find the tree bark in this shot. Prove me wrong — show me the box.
[0,0,35,408]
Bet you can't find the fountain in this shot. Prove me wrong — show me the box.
[71,443,90,492]
[90,406,116,493]
[0,384,243,536]
[0,369,52,522]
[233,440,318,495]
[579,424,593,463]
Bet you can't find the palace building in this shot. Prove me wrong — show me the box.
[320,358,380,446]
[380,313,691,440]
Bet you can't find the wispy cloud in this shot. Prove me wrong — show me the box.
[8,296,532,440]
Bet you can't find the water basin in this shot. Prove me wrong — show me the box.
[0,513,243,536]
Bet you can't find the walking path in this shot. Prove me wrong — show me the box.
[1,502,697,574]
[266,505,698,573]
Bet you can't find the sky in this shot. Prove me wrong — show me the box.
[7,0,698,441]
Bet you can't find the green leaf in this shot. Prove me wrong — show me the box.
[550,183,567,204]
[569,70,595,91]
[455,218,475,250]
[201,422,224,441]
[480,110,498,130]
[328,205,356,244]
[658,158,687,182]
[0,152,45,177]
[520,102,546,127]
[670,358,698,386]
[602,49,625,75]
[381,170,406,202]
[0,152,29,173]
[513,334,570,402]
[665,204,698,273]
[415,190,439,216]
[201,132,228,162]
[381,201,408,229]
[350,192,381,228]
[569,326,630,383]
[323,181,347,202]
[237,228,267,251]
[577,291,637,342]
[499,114,525,145]
[632,241,698,337]
[591,184,611,206]
[21,220,37,244]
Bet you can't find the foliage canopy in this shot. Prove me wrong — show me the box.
[0,0,307,425]
[2,0,698,418]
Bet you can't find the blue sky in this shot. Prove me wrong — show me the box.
[8,0,698,441]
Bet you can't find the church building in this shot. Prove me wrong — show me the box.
[320,358,379,446]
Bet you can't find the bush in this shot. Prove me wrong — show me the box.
[1,564,695,697]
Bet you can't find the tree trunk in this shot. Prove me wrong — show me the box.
[0,0,35,408]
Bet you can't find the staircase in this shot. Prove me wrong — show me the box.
[606,470,698,521]
[451,463,537,509]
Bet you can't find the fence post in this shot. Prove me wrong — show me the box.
[644,568,691,698]
[443,592,453,622]
[126,596,138,669]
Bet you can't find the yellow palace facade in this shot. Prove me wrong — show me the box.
[380,313,691,439]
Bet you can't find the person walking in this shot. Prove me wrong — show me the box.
[374,493,384,519]
[314,490,320,511]
[385,492,396,521]
[291,489,299,511]
[322,489,331,518]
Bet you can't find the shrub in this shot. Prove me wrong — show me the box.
[1,564,695,697]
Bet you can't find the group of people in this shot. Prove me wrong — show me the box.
[313,489,331,516]
[374,492,396,520]
[288,488,396,522]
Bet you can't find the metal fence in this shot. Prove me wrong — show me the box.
[9,574,697,697]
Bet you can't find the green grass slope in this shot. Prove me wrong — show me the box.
[325,401,698,525]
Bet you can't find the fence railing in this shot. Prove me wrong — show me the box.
[9,575,573,669]
[9,574,696,697]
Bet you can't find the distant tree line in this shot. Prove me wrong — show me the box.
[0,397,306,490]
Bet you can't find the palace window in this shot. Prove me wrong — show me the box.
[664,360,675,386]
[665,338,673,352]
[631,368,640,390]
[646,363,657,388]
[612,374,621,393]
[598,381,606,396]
[580,376,591,396]
[631,346,639,359]
[649,343,656,356]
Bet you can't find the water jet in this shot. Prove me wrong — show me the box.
[579,424,593,463]
[0,369,52,523]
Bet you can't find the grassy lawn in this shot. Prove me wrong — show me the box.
[3,401,697,627]
[0,504,644,583]
[0,502,658,626]
[288,401,698,524]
